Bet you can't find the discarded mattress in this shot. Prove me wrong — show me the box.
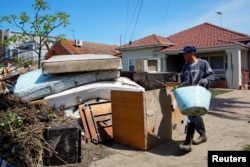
[13,69,120,101]
[44,77,145,109]
[41,54,122,74]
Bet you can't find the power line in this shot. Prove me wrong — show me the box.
[160,0,171,33]
[124,0,130,44]
[130,0,144,42]
[124,0,142,44]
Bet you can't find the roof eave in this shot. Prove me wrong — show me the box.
[117,43,173,51]
[160,43,249,55]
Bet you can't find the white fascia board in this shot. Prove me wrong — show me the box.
[160,44,249,55]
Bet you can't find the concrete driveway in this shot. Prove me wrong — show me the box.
[88,89,250,167]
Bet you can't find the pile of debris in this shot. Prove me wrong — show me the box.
[0,54,182,166]
[0,54,146,166]
[13,54,145,108]
[0,93,65,166]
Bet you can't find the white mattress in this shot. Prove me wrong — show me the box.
[44,77,145,109]
[13,69,120,101]
[41,54,122,74]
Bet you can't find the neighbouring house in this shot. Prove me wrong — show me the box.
[0,29,56,64]
[45,39,120,59]
[117,22,250,89]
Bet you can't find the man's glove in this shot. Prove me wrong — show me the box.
[198,79,206,86]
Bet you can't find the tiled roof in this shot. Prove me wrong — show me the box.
[60,40,120,55]
[163,22,250,51]
[119,34,173,49]
[119,22,250,52]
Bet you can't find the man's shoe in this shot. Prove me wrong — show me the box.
[178,143,192,152]
[192,136,207,145]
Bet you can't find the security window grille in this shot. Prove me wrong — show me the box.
[210,56,224,70]
[129,59,135,71]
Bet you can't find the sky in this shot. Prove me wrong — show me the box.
[0,0,250,46]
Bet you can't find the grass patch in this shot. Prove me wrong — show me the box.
[210,89,232,97]
[243,144,250,151]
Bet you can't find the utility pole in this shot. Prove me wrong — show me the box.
[215,11,223,26]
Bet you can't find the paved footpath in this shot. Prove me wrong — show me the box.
[89,89,250,167]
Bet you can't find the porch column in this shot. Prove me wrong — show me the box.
[162,55,167,71]
[225,48,242,89]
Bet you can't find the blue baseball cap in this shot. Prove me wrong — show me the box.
[179,45,197,54]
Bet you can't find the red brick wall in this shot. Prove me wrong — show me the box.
[51,43,70,55]
[210,80,227,88]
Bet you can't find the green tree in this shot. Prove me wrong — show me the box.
[0,0,70,68]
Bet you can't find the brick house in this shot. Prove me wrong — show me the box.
[46,39,120,59]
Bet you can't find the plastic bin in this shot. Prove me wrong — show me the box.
[173,85,211,116]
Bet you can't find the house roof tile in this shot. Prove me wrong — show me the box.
[163,22,250,51]
[60,40,120,55]
[119,34,173,49]
[119,22,250,52]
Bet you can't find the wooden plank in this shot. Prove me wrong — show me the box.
[79,104,91,143]
[168,90,186,138]
[111,90,146,150]
[87,102,113,143]
[144,89,172,149]
[30,98,48,105]
[79,102,112,144]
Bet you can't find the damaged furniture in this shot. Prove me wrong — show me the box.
[111,88,184,151]
[43,121,82,166]
[79,101,113,144]
[78,88,185,151]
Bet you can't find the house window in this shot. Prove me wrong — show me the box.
[201,56,224,70]
[129,59,135,71]
[210,56,224,70]
[6,49,10,59]
[131,58,159,72]
[201,57,208,61]
[141,58,159,72]
[12,49,18,57]
[201,55,226,80]
[147,59,158,72]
